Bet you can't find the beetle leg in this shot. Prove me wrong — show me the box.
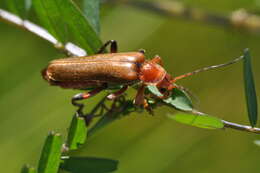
[134,84,148,107]
[97,40,118,53]
[151,55,163,66]
[107,85,128,100]
[72,87,106,115]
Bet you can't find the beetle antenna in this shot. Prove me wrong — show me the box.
[172,55,244,82]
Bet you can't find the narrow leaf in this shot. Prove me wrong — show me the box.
[59,0,102,54]
[33,0,102,54]
[67,115,87,150]
[21,165,36,173]
[147,85,193,111]
[82,0,100,34]
[33,0,67,43]
[60,156,118,173]
[164,88,193,111]
[37,132,63,173]
[168,113,224,129]
[5,0,31,18]
[243,48,258,127]
[147,85,163,97]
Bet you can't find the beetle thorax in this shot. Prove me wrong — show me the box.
[139,61,166,85]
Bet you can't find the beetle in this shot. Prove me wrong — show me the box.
[42,40,243,114]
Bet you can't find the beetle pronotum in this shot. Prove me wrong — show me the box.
[42,40,243,114]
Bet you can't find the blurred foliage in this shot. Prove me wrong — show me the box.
[243,49,258,127]
[0,0,260,173]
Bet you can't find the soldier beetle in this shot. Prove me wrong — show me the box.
[42,40,243,114]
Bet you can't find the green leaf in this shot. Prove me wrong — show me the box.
[82,0,100,34]
[60,0,102,54]
[21,165,36,173]
[33,0,68,43]
[33,0,102,54]
[147,85,163,97]
[168,113,224,129]
[243,48,258,127]
[67,115,87,150]
[60,156,118,173]
[147,85,193,111]
[5,0,31,18]
[164,88,193,111]
[38,132,63,173]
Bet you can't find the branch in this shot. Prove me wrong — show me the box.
[111,0,260,34]
[222,120,260,134]
[192,110,260,134]
[2,6,257,135]
[0,9,86,56]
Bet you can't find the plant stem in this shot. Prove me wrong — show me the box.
[2,5,259,135]
[192,110,260,134]
[111,0,260,34]
[0,9,86,56]
[222,120,260,134]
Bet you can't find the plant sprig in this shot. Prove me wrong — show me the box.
[0,1,259,173]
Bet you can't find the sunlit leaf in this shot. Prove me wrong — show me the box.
[168,113,224,129]
[33,0,102,54]
[147,85,163,97]
[33,0,68,43]
[60,0,102,54]
[82,0,100,34]
[33,0,61,42]
[67,115,87,150]
[5,0,31,18]
[37,132,63,173]
[60,156,118,173]
[243,48,258,127]
[164,88,193,111]
[147,85,193,111]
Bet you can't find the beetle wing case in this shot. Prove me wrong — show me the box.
[42,52,145,89]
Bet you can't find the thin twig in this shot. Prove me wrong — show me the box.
[0,9,86,56]
[111,0,260,34]
[2,5,259,135]
[222,120,260,134]
[193,110,260,134]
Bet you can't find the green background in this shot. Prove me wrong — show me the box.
[0,0,260,172]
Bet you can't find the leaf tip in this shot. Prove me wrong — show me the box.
[244,48,250,54]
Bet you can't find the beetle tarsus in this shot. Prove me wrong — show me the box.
[72,93,85,116]
[71,87,106,115]
[98,40,118,53]
[107,85,128,100]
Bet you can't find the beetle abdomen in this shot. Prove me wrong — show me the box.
[42,52,145,89]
